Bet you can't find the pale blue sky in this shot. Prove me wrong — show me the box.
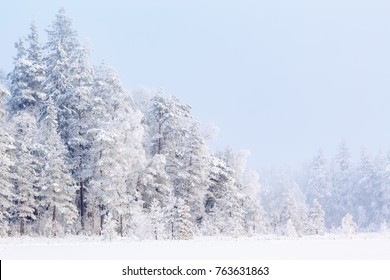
[1,0,390,168]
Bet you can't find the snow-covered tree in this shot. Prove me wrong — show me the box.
[101,212,118,240]
[306,149,332,208]
[174,121,209,227]
[280,190,308,237]
[380,221,389,234]
[149,198,165,240]
[340,213,358,235]
[138,154,172,209]
[331,141,354,226]
[227,149,267,235]
[164,193,177,239]
[207,157,245,236]
[87,64,145,236]
[8,38,31,111]
[374,153,390,227]
[38,97,77,236]
[44,8,96,229]
[0,86,15,236]
[174,198,193,240]
[8,22,45,115]
[285,219,299,238]
[354,150,378,228]
[242,196,268,235]
[145,93,191,156]
[307,199,326,235]
[144,93,210,231]
[44,8,81,106]
[12,112,41,235]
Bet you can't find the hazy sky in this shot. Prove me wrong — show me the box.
[1,0,390,169]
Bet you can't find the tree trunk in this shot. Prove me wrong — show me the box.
[20,218,25,236]
[119,215,123,237]
[52,205,56,237]
[157,121,162,154]
[80,181,84,229]
[100,205,105,235]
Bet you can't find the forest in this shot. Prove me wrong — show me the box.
[0,8,389,239]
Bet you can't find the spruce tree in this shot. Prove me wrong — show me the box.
[308,199,326,235]
[341,213,358,235]
[175,198,193,240]
[12,112,41,235]
[0,86,15,236]
[39,97,78,236]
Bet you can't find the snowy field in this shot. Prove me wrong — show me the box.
[1,234,390,260]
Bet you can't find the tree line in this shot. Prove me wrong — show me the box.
[0,9,388,239]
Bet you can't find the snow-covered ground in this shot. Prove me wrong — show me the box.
[1,234,390,260]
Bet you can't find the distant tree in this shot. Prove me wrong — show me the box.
[355,150,378,228]
[331,141,354,226]
[340,213,358,235]
[285,219,298,238]
[306,149,332,208]
[280,194,307,237]
[307,199,326,235]
[380,221,389,234]
[375,153,390,227]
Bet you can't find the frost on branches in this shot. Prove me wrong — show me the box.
[2,8,390,240]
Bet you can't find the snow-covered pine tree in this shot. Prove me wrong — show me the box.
[144,93,209,231]
[8,38,31,112]
[0,86,15,236]
[38,96,78,236]
[380,221,389,234]
[229,149,267,235]
[44,8,80,108]
[331,141,354,227]
[12,111,41,235]
[145,93,191,156]
[355,150,378,228]
[340,213,358,235]
[207,157,245,236]
[242,196,268,235]
[87,64,145,236]
[260,170,298,232]
[308,199,326,235]
[101,212,118,240]
[285,218,299,238]
[306,149,332,215]
[44,9,95,229]
[174,198,193,240]
[164,192,177,239]
[25,22,45,106]
[175,121,209,228]
[8,22,45,115]
[149,198,165,240]
[375,153,390,228]
[280,193,307,237]
[138,154,172,209]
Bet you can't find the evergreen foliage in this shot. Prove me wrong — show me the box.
[2,9,390,239]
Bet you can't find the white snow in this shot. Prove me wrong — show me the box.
[1,234,389,260]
